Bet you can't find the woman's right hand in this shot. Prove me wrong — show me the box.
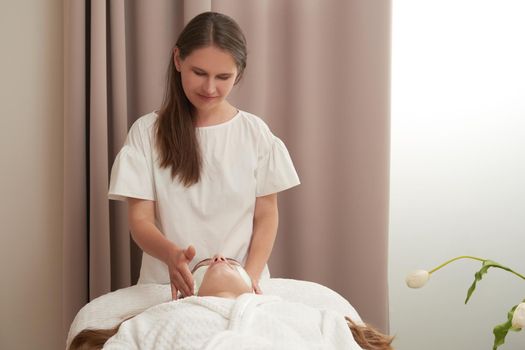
[167,245,196,299]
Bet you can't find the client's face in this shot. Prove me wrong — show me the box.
[192,254,253,298]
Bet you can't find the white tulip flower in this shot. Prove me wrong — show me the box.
[512,302,525,330]
[406,269,430,288]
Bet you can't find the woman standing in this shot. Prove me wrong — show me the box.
[108,11,300,300]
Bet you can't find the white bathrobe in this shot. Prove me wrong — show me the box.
[103,293,363,350]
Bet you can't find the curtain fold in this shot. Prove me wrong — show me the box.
[63,0,88,339]
[63,0,390,341]
[89,0,111,300]
[107,0,131,291]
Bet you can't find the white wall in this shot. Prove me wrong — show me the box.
[0,1,63,349]
[390,1,525,349]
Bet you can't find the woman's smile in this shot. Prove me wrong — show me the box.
[197,94,218,101]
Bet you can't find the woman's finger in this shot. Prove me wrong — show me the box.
[174,271,191,297]
[184,245,196,261]
[252,280,262,294]
[180,265,195,295]
[170,269,188,297]
[170,280,178,300]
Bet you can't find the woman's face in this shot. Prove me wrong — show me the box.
[174,45,238,117]
[192,254,252,298]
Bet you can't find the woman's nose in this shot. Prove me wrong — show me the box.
[203,78,216,94]
[212,254,226,262]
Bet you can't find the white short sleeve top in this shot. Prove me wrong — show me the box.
[108,110,300,284]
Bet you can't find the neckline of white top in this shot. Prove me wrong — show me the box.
[195,109,241,131]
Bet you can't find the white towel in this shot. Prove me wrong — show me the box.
[103,294,363,350]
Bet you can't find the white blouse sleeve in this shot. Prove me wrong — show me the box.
[108,119,156,201]
[255,127,301,197]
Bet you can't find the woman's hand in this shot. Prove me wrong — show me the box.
[167,245,196,299]
[250,276,263,294]
[245,265,263,294]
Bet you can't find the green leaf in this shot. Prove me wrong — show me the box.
[465,260,515,304]
[492,304,520,350]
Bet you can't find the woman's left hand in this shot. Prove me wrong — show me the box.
[251,278,262,294]
[244,265,263,294]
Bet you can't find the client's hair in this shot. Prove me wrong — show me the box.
[69,325,120,350]
[346,317,394,350]
[69,317,394,350]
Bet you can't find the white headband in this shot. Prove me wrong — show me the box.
[192,264,253,295]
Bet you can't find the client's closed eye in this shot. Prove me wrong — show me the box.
[192,258,211,273]
[226,258,240,266]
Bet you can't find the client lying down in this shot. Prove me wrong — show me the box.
[70,255,393,350]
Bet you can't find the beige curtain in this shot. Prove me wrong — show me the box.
[63,0,390,341]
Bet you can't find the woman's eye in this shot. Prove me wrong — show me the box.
[217,76,230,80]
[194,71,206,76]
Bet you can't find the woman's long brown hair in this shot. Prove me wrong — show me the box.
[68,324,120,350]
[155,11,247,187]
[346,316,395,350]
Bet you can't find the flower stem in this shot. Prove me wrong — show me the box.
[509,270,525,280]
[429,256,486,274]
[428,256,525,281]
